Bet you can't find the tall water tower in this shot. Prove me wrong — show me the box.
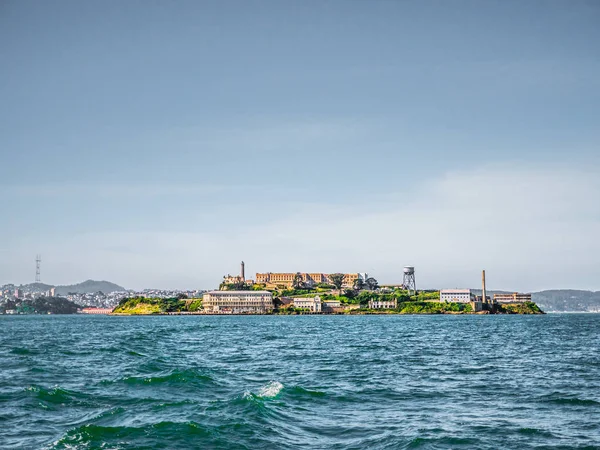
[403,266,416,294]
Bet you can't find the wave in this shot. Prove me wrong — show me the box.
[517,427,556,437]
[10,347,34,355]
[48,421,215,449]
[258,381,284,398]
[404,436,480,448]
[538,392,600,406]
[24,385,93,407]
[104,368,215,387]
[262,335,281,341]
[243,381,284,400]
[544,397,600,406]
[285,386,326,398]
[455,365,495,374]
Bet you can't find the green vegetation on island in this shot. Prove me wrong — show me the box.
[277,286,441,305]
[495,301,543,314]
[395,301,473,314]
[112,296,203,315]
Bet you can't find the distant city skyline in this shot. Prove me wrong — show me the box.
[1,1,599,291]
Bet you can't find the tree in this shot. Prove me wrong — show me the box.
[365,277,379,290]
[343,289,357,299]
[177,293,188,299]
[219,281,249,291]
[329,273,345,290]
[292,273,305,290]
[357,291,375,305]
[28,296,80,314]
[353,278,365,291]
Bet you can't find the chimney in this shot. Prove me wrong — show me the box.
[482,269,487,303]
[241,261,245,281]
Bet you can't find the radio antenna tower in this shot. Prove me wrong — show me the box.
[35,255,41,283]
[402,266,416,295]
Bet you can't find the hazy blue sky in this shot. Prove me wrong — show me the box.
[1,0,599,290]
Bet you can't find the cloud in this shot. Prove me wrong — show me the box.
[2,164,599,291]
[240,164,600,291]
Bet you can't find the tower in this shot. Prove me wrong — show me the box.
[482,269,488,304]
[240,261,245,281]
[403,266,416,295]
[35,255,41,283]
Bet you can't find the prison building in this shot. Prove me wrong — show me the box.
[493,292,532,304]
[255,272,366,288]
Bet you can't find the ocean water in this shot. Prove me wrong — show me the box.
[1,315,599,449]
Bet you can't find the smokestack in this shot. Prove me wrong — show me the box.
[482,269,487,303]
[241,261,245,281]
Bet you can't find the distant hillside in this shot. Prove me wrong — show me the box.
[456,289,600,313]
[532,290,600,313]
[20,282,54,291]
[471,289,600,312]
[54,280,126,295]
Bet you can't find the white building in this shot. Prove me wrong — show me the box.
[368,299,398,309]
[439,289,476,303]
[293,295,322,313]
[202,290,274,314]
[322,300,343,313]
[323,300,341,308]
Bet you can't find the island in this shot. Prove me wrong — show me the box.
[110,283,544,315]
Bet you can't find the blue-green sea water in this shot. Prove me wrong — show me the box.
[1,314,599,449]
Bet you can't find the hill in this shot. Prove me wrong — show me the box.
[55,280,126,295]
[20,282,54,291]
[17,280,126,294]
[466,289,600,312]
[532,290,600,313]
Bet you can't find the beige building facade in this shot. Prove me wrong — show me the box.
[202,291,274,314]
[255,272,366,288]
[493,293,532,304]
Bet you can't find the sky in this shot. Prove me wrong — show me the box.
[1,0,599,291]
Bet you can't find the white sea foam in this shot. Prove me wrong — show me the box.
[257,381,284,398]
